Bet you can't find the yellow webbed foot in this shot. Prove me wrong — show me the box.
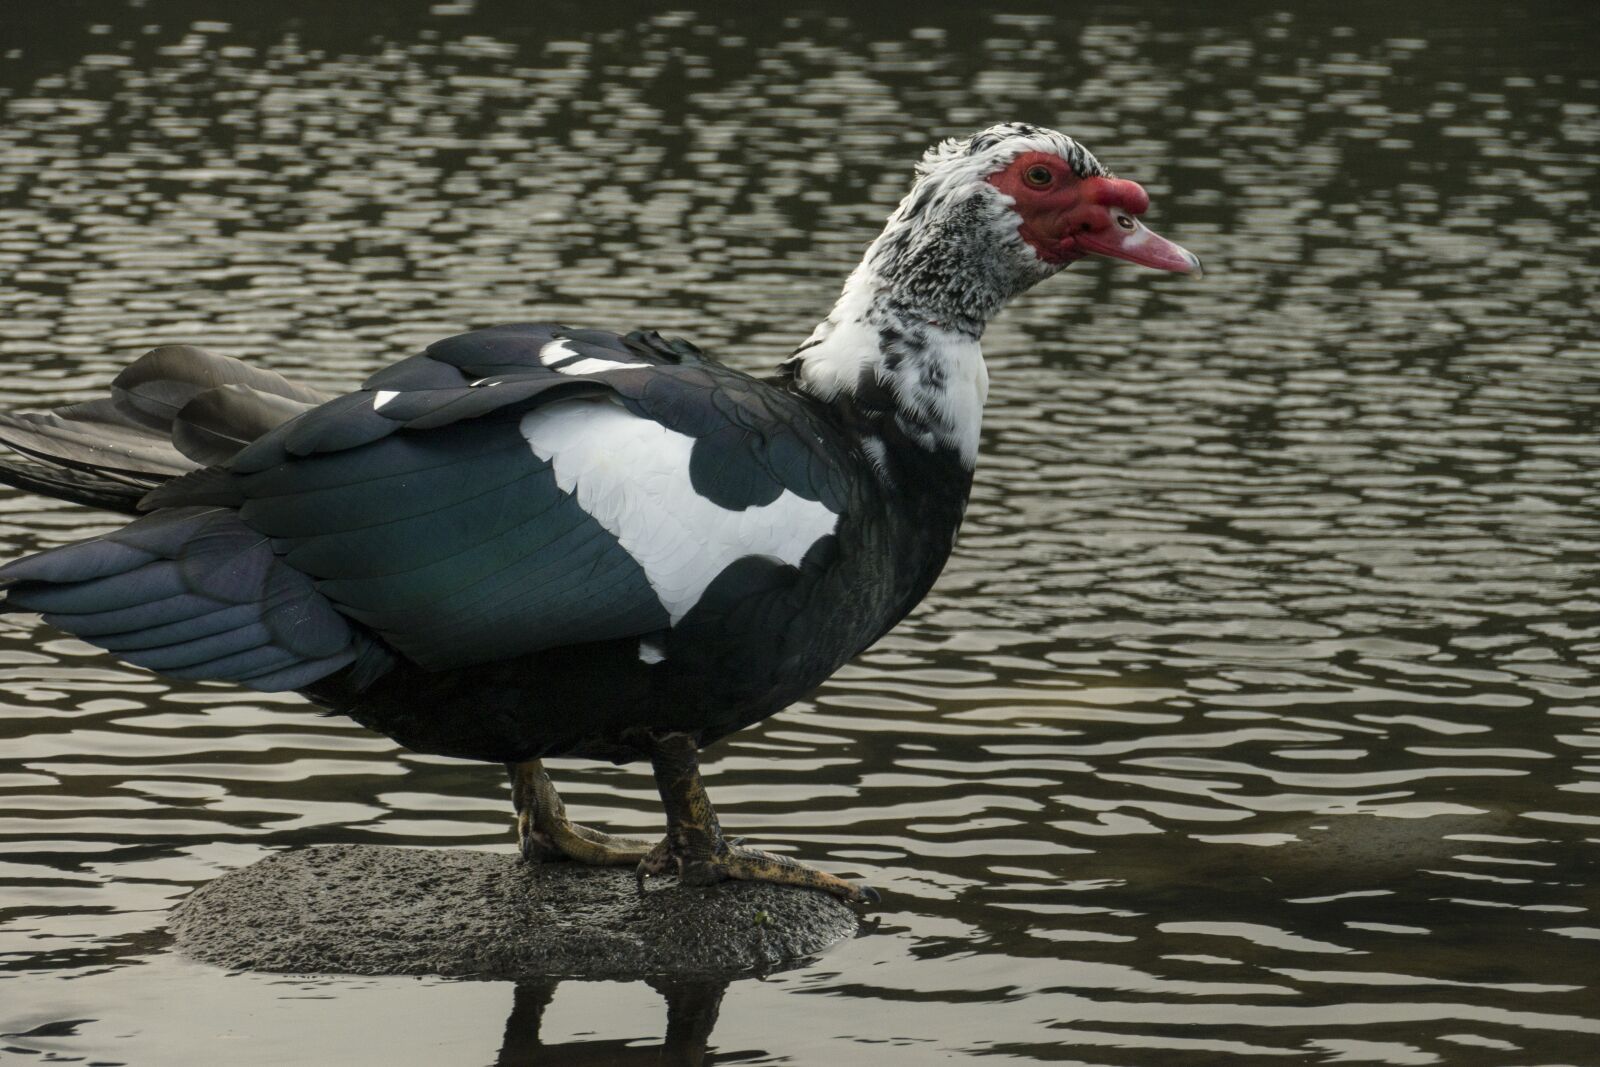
[636,732,879,904]
[509,760,656,866]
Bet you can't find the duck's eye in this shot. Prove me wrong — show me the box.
[1023,164,1053,188]
[1116,214,1136,230]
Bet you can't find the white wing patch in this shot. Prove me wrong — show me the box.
[540,338,626,377]
[521,399,839,624]
[539,339,579,365]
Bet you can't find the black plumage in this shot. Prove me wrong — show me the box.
[0,324,960,762]
[0,125,1197,902]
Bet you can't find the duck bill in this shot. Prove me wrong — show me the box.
[1078,222,1203,275]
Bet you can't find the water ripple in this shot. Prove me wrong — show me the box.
[0,3,1597,1064]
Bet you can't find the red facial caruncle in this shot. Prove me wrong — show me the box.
[986,150,1201,274]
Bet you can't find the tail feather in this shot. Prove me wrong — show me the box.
[0,347,385,693]
[110,344,329,433]
[171,384,322,466]
[0,346,331,511]
[0,451,150,514]
[0,398,193,480]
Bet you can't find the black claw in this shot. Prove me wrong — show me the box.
[634,861,649,893]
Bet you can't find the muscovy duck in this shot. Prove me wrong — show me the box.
[0,123,1197,903]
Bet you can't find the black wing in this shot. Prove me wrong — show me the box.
[4,325,853,690]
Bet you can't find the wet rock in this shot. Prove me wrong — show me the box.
[168,844,858,979]
[1262,809,1524,879]
[1150,808,1528,897]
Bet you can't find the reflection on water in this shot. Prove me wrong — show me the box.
[1,1,1597,1064]
[495,979,729,1066]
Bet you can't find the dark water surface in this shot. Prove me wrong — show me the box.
[1,2,1597,1064]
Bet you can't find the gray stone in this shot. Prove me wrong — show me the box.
[168,844,859,979]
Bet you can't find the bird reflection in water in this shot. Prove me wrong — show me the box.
[495,978,737,1067]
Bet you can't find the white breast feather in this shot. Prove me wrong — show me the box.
[521,399,840,624]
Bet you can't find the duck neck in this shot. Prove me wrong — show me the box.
[781,257,994,471]
[780,177,1052,468]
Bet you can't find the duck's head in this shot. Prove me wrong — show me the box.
[794,124,1201,464]
[862,122,1200,334]
[968,123,1201,275]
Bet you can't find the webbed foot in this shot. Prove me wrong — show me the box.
[634,733,880,905]
[635,835,880,904]
[508,760,656,866]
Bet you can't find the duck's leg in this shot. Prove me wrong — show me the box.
[634,732,879,904]
[507,759,656,865]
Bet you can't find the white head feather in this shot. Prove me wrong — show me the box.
[787,124,1112,467]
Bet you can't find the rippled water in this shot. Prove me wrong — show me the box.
[1,2,1597,1064]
